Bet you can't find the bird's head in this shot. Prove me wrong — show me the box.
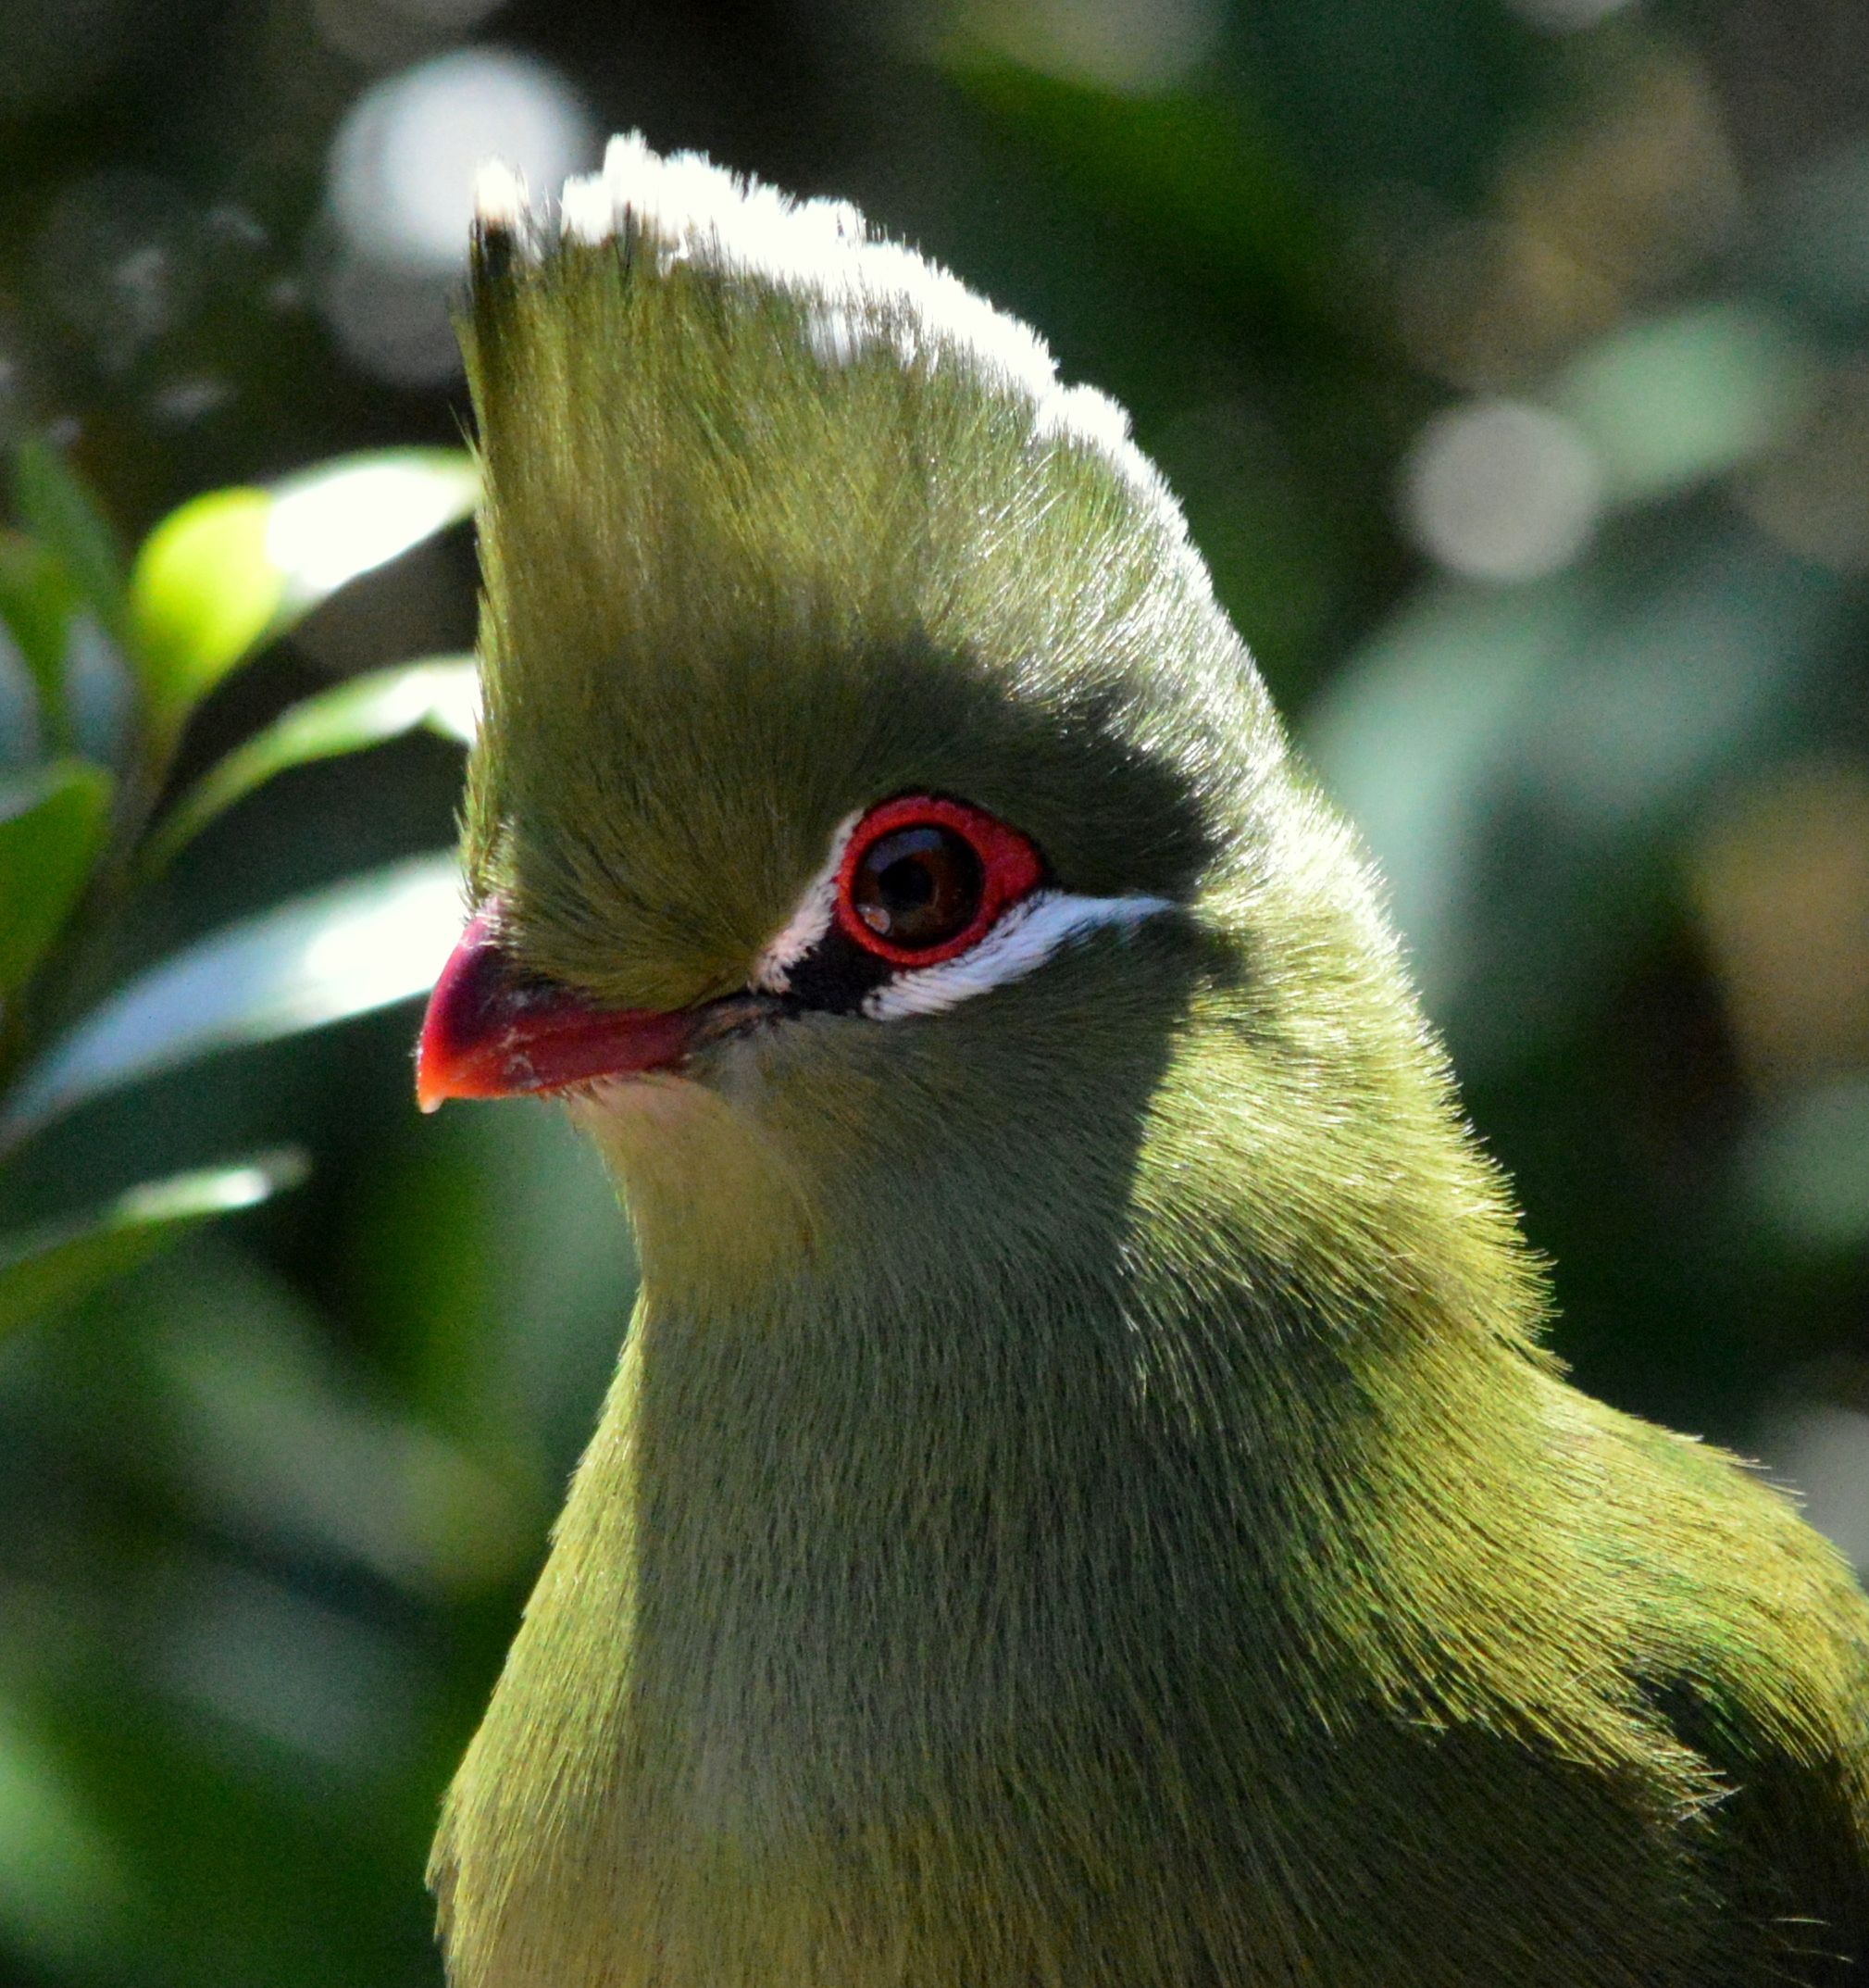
[418,138,1481,1320]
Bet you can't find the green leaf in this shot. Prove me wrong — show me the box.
[0,1701,138,1968]
[12,440,127,643]
[127,449,477,727]
[0,1153,306,1338]
[0,759,114,998]
[1,853,463,1143]
[142,656,477,873]
[0,531,79,744]
[126,487,275,719]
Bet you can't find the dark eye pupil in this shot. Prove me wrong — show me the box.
[878,855,935,912]
[851,825,984,949]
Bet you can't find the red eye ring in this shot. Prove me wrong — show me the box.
[834,794,1045,968]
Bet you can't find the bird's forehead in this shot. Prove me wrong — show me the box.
[465,594,1212,999]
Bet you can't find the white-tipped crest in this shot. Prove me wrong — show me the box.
[471,131,1195,546]
[472,159,531,239]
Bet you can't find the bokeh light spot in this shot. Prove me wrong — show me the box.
[322,44,593,382]
[329,45,592,271]
[953,0,1222,95]
[1507,0,1638,32]
[1401,398,1602,583]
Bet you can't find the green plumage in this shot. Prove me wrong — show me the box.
[430,141,1869,1986]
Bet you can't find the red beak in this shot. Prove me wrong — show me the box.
[416,908,699,1111]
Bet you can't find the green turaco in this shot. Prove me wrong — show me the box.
[417,135,1869,1987]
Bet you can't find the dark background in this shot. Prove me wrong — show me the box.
[2,1,1868,1980]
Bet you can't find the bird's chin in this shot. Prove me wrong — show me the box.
[561,1068,709,1130]
[561,1060,815,1289]
[564,1057,777,1177]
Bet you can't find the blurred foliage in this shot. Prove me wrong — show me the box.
[1,0,1868,1982]
[0,434,475,1979]
[0,442,476,1168]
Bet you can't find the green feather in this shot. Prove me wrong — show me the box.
[430,139,1869,1986]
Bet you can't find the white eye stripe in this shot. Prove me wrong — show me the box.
[753,812,860,994]
[861,890,1170,1020]
[752,816,1170,1015]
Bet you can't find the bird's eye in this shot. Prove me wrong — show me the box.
[834,795,1045,967]
[850,826,981,949]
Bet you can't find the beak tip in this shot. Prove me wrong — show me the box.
[416,1024,480,1112]
[414,906,502,1115]
[415,904,701,1108]
[414,1026,451,1114]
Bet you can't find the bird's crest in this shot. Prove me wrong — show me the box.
[465,134,1174,515]
[457,135,1210,665]
[454,136,1248,950]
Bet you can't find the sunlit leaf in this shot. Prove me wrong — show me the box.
[127,487,276,720]
[0,758,113,997]
[127,449,478,726]
[1,853,464,1140]
[265,449,478,600]
[12,440,127,643]
[0,1152,306,1339]
[143,656,477,873]
[0,1701,137,1968]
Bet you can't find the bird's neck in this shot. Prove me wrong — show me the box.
[433,1004,1553,1984]
[499,1049,1539,1700]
